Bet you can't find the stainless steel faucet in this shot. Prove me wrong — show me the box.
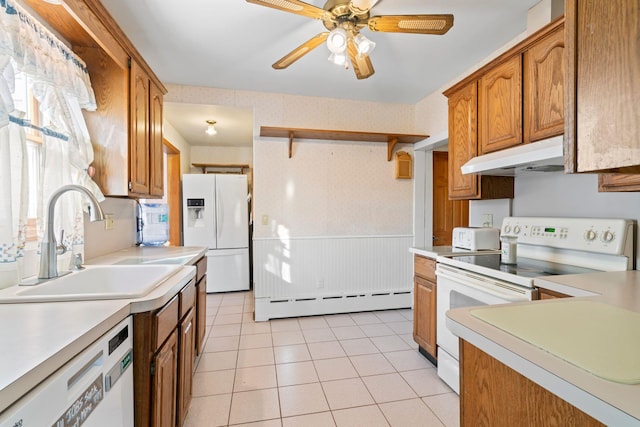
[38,185,105,279]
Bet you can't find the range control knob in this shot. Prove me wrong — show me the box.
[504,225,512,234]
[584,229,597,241]
[601,231,615,243]
[513,226,521,235]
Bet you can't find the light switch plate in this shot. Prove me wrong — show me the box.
[104,213,114,230]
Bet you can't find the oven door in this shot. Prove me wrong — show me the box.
[435,263,535,393]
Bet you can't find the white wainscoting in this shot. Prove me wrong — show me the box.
[253,235,413,321]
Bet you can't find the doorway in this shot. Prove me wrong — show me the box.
[432,151,468,245]
[164,139,181,246]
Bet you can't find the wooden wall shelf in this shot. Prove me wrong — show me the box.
[192,163,250,174]
[259,126,429,160]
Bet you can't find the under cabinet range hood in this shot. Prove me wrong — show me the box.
[461,136,564,176]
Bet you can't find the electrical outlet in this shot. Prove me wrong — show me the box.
[262,215,269,225]
[481,214,493,228]
[104,213,114,230]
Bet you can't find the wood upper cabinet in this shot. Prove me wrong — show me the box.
[565,0,640,174]
[598,174,640,192]
[478,55,523,154]
[413,256,437,364]
[130,60,164,198]
[446,81,515,200]
[524,25,565,143]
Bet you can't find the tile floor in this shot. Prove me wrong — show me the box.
[184,291,459,427]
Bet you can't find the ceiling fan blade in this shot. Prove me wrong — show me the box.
[246,0,326,20]
[349,0,380,14]
[273,32,329,69]
[347,37,375,80]
[368,14,454,35]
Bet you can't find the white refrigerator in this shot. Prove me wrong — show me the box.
[182,174,249,292]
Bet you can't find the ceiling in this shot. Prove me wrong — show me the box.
[99,0,542,146]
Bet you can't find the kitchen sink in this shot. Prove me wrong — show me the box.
[0,264,182,303]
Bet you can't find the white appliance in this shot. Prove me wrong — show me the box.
[436,216,635,394]
[0,317,134,426]
[183,174,250,292]
[452,227,501,250]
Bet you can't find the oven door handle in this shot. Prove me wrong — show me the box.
[436,264,534,302]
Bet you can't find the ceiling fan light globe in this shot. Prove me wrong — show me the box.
[354,33,375,55]
[328,52,347,67]
[327,28,348,53]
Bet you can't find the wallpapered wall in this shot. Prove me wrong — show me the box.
[164,85,417,239]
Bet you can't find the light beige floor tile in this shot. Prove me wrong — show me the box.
[210,324,242,337]
[321,378,375,410]
[279,383,329,417]
[192,369,235,396]
[398,333,419,349]
[242,312,255,323]
[206,315,215,326]
[234,365,278,392]
[400,368,453,397]
[299,316,330,330]
[243,304,255,313]
[222,296,246,306]
[339,338,380,356]
[272,330,305,347]
[196,350,238,372]
[313,357,357,381]
[242,322,272,335]
[218,304,244,315]
[276,361,319,386]
[184,394,231,427]
[331,325,366,340]
[282,411,335,427]
[229,388,281,425]
[308,341,346,360]
[386,321,413,335]
[303,328,337,343]
[383,350,433,371]
[362,373,417,403]
[270,318,301,332]
[274,344,311,364]
[422,393,460,427]
[230,419,282,427]
[358,323,395,337]
[239,333,273,349]
[332,405,390,427]
[373,311,407,323]
[236,348,275,368]
[215,313,244,325]
[349,353,395,376]
[379,398,444,427]
[370,335,412,353]
[397,309,414,321]
[205,335,240,352]
[324,314,356,327]
[207,305,219,317]
[349,312,382,325]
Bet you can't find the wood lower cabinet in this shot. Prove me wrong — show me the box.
[152,329,178,427]
[565,0,640,174]
[460,340,605,427]
[413,255,437,364]
[478,55,523,154]
[195,256,207,356]
[446,81,514,201]
[177,308,195,427]
[538,288,570,300]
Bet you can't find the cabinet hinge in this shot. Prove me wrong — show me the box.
[150,360,155,376]
[128,181,132,190]
[127,57,131,68]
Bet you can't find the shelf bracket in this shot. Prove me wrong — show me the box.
[288,131,294,159]
[387,137,399,161]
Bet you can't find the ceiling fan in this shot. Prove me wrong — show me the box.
[246,0,454,80]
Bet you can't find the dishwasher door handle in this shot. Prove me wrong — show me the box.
[67,350,104,390]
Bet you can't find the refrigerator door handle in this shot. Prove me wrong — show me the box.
[216,186,223,240]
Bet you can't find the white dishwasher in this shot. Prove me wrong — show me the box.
[0,316,134,427]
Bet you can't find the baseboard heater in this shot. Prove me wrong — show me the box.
[254,290,412,322]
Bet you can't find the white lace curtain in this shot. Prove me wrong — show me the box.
[0,0,103,288]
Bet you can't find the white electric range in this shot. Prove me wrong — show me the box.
[435,216,636,394]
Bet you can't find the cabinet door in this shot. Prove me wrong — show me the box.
[448,81,479,200]
[177,308,195,427]
[565,0,640,173]
[413,276,437,360]
[524,25,565,143]
[149,82,164,197]
[598,174,640,192]
[196,275,207,355]
[130,60,151,195]
[478,55,523,154]
[152,329,178,427]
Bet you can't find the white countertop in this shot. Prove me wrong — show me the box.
[409,246,500,259]
[0,246,206,414]
[447,270,640,426]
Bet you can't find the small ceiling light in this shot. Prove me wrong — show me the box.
[353,33,376,56]
[205,120,217,136]
[327,28,348,54]
[328,52,348,68]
